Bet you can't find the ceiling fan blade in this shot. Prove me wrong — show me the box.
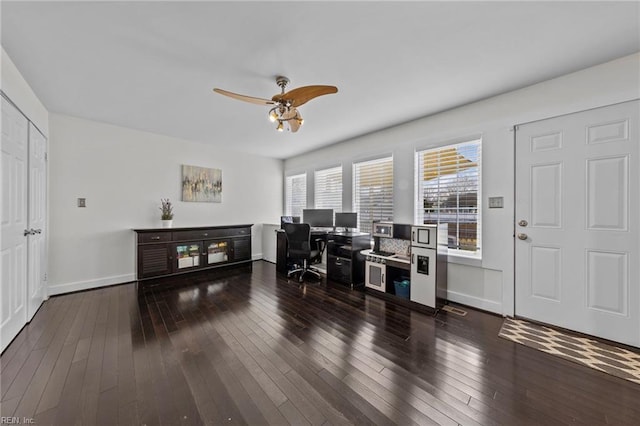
[213,88,275,105]
[281,108,302,133]
[272,85,338,107]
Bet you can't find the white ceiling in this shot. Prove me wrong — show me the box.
[2,1,639,159]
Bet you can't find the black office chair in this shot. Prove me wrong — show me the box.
[283,223,321,283]
[310,235,326,265]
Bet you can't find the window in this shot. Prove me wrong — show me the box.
[416,139,481,256]
[285,173,306,217]
[353,156,393,234]
[314,166,342,212]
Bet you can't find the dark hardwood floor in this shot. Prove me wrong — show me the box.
[2,261,639,425]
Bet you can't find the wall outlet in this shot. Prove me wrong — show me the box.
[77,198,86,208]
[488,196,504,208]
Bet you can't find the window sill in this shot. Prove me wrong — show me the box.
[447,251,482,267]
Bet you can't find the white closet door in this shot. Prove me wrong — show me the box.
[1,96,29,352]
[515,100,639,347]
[27,122,46,320]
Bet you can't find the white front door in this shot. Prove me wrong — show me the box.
[27,122,46,320]
[515,100,639,347]
[1,96,29,352]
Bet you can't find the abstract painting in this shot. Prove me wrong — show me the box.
[182,165,222,203]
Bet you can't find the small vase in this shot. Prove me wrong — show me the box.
[161,220,173,228]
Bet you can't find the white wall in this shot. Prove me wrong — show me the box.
[285,53,640,315]
[1,48,49,135]
[48,114,283,295]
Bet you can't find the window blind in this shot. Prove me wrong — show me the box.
[285,173,306,217]
[416,139,481,254]
[353,156,393,234]
[314,166,342,212]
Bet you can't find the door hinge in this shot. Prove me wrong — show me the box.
[45,152,48,161]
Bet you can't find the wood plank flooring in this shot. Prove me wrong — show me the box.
[1,260,639,425]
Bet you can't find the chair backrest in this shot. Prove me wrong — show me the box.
[283,222,311,259]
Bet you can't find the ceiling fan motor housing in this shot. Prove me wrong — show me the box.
[276,76,290,92]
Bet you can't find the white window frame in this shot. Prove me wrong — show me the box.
[285,172,306,217]
[314,166,342,213]
[353,156,394,234]
[415,139,482,259]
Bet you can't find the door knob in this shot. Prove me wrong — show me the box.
[518,220,528,227]
[517,233,528,240]
[24,229,33,236]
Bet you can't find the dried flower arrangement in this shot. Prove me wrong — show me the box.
[159,198,174,220]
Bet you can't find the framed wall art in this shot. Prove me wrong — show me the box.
[182,165,222,203]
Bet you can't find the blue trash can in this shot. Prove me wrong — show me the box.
[394,279,410,299]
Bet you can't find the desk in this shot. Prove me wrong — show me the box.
[326,232,371,288]
[276,230,371,288]
[275,229,328,273]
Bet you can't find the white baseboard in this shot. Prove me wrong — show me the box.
[447,290,502,314]
[48,256,264,296]
[46,271,503,315]
[47,273,136,296]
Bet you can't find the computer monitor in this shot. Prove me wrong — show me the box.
[280,215,300,228]
[302,209,334,228]
[335,212,357,230]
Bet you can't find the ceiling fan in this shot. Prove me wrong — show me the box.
[213,76,338,132]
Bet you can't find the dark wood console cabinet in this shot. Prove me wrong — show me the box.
[134,225,252,282]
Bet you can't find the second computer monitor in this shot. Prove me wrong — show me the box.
[302,209,334,228]
[280,215,300,228]
[335,212,357,230]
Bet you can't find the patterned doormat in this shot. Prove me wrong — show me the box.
[498,318,640,385]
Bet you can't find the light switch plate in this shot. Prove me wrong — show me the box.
[77,198,86,208]
[488,196,503,208]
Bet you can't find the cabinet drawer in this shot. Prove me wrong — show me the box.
[173,227,251,241]
[331,235,353,245]
[233,227,251,236]
[173,229,220,241]
[327,255,352,283]
[138,232,172,243]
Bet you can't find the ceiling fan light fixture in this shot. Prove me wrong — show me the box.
[276,121,284,132]
[268,108,278,122]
